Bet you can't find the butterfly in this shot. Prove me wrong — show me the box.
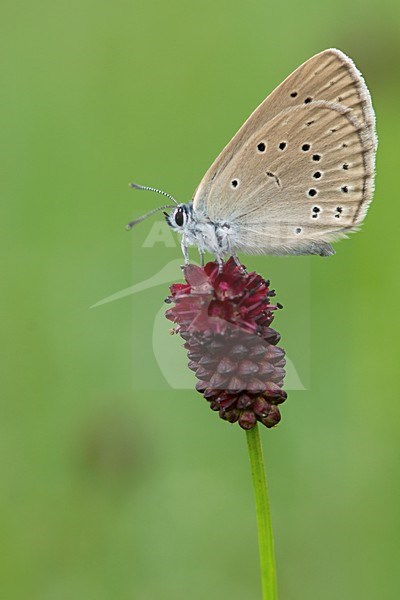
[127,48,377,267]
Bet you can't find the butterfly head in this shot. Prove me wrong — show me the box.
[164,203,193,232]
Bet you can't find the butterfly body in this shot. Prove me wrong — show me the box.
[166,203,234,264]
[128,49,377,264]
[166,202,334,264]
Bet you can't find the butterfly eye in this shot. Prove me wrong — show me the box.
[174,208,185,227]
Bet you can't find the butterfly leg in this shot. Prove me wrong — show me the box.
[232,254,247,272]
[215,253,224,273]
[181,237,190,265]
[225,233,246,272]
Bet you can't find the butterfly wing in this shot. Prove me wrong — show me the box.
[192,48,377,255]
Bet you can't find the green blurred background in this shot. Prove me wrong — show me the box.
[1,0,399,598]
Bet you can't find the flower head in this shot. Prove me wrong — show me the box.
[166,258,287,430]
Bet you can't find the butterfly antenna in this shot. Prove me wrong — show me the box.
[129,182,178,205]
[125,204,175,230]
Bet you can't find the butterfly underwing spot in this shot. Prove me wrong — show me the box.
[337,96,343,102]
[312,154,321,161]
[301,143,311,152]
[304,97,312,104]
[231,179,239,189]
[342,163,349,170]
[342,143,348,148]
[278,142,287,151]
[341,185,349,193]
[290,91,298,98]
[313,171,322,179]
[266,171,281,188]
[257,142,266,153]
[306,120,314,126]
[311,206,320,219]
[308,189,318,197]
[335,206,343,219]
[295,227,302,234]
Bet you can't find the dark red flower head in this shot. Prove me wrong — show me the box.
[165,257,287,430]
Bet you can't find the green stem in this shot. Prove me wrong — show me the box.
[246,424,277,600]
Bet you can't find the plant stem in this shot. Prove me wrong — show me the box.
[246,424,277,600]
